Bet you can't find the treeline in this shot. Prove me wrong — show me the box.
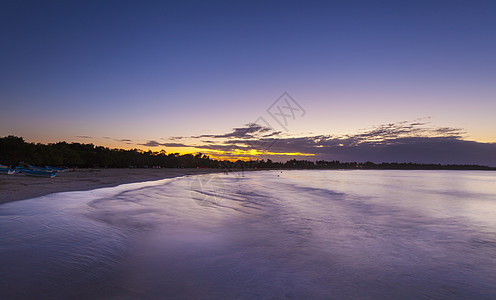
[1,136,494,170]
[229,159,495,170]
[0,136,218,168]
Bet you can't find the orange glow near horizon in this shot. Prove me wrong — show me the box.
[196,149,315,161]
[15,129,496,164]
[135,145,315,161]
[16,136,314,161]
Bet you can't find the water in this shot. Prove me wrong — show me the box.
[1,170,496,299]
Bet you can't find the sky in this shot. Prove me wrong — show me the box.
[1,0,495,165]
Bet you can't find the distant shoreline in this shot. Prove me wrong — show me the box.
[0,168,226,205]
[2,136,495,171]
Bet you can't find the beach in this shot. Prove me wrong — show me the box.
[0,168,224,204]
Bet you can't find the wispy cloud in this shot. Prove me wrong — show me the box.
[140,140,165,147]
[76,135,93,139]
[194,123,278,139]
[139,140,192,148]
[187,119,465,151]
[101,137,135,145]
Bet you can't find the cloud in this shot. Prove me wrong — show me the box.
[101,136,134,144]
[139,140,192,148]
[194,123,275,139]
[211,120,465,151]
[181,120,496,166]
[122,120,495,166]
[345,121,465,145]
[262,131,283,138]
[76,135,93,139]
[161,142,192,148]
[140,140,162,147]
[315,137,496,166]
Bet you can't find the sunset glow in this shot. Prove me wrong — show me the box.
[2,2,496,299]
[1,0,495,165]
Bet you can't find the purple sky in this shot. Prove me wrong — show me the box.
[1,0,495,164]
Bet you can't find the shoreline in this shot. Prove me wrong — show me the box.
[0,168,225,205]
[2,168,493,206]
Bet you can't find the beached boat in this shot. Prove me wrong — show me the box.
[0,168,18,175]
[0,164,18,174]
[44,166,65,172]
[21,168,57,178]
[17,167,57,178]
[28,165,53,172]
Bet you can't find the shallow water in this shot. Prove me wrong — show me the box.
[1,170,496,299]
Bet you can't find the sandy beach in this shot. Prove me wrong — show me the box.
[0,168,224,204]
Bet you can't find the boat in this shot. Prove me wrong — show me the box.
[44,166,65,172]
[18,167,57,178]
[0,164,18,175]
[0,168,18,175]
[28,165,53,172]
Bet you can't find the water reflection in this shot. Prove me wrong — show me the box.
[1,171,496,298]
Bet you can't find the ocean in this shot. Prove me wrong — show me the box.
[1,170,496,299]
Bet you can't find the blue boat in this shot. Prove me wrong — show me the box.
[0,168,18,175]
[44,166,65,172]
[28,165,52,171]
[17,167,57,178]
[0,164,18,175]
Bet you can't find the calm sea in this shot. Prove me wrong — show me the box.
[1,170,496,299]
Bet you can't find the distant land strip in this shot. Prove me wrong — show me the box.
[1,136,495,171]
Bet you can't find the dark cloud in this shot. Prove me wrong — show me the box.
[182,120,495,166]
[345,121,465,145]
[316,137,496,166]
[129,121,495,166]
[229,135,495,166]
[101,136,134,144]
[194,143,247,152]
[161,142,191,147]
[139,140,192,148]
[76,135,92,139]
[140,140,163,147]
[262,131,283,138]
[194,123,274,139]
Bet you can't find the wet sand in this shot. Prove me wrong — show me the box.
[0,168,224,204]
